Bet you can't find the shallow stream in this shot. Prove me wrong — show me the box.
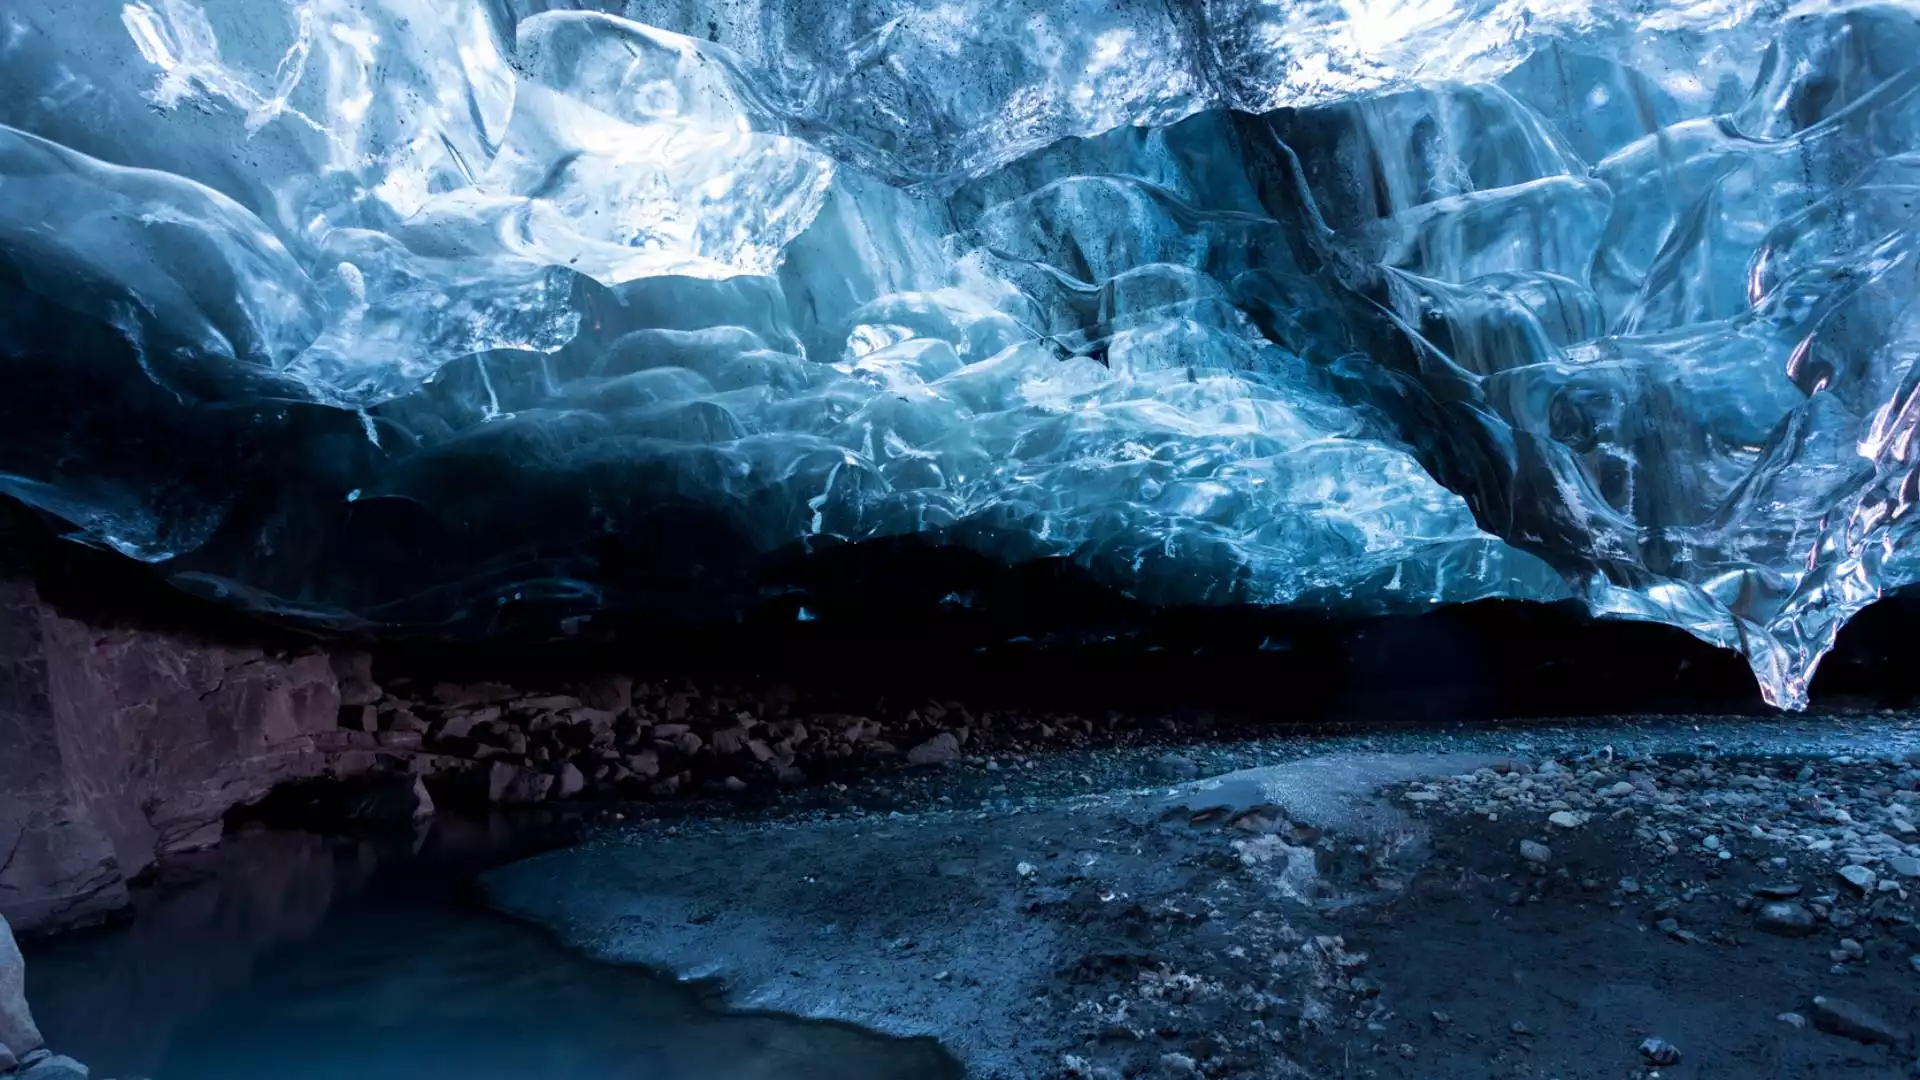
[20,814,957,1080]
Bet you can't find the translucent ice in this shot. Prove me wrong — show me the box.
[2,0,1919,706]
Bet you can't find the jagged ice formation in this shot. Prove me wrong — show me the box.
[3,0,1919,707]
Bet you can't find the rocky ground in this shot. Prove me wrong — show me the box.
[1350,751,1920,1079]
[29,636,1920,1080]
[483,723,1920,1080]
[304,656,1920,816]
[310,657,1259,813]
[22,679,1920,1079]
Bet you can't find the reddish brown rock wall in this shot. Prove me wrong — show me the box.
[0,575,350,933]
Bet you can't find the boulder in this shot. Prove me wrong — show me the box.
[576,676,633,715]
[906,732,962,766]
[486,762,521,803]
[385,708,429,734]
[1810,995,1904,1046]
[558,763,586,800]
[330,652,383,707]
[1755,901,1818,937]
[435,707,499,741]
[515,695,582,713]
[486,763,555,804]
[0,915,44,1058]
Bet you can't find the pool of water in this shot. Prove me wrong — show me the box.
[20,815,959,1080]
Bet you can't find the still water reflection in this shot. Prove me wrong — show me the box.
[23,816,958,1080]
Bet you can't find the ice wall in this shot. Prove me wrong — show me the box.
[2,0,1918,707]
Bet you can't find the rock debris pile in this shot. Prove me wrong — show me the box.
[321,655,1148,808]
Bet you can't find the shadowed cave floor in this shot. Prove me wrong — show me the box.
[483,711,1920,1079]
[28,711,1920,1080]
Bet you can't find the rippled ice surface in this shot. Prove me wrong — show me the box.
[22,819,957,1080]
[4,1,1920,706]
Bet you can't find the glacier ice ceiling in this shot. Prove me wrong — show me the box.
[2,0,1919,708]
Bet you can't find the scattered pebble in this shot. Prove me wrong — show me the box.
[1638,1037,1682,1066]
[1811,995,1904,1046]
[1839,865,1878,893]
[1755,902,1819,938]
[1519,840,1552,864]
[1657,918,1699,944]
[1158,1051,1199,1076]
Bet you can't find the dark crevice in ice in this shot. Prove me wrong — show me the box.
[18,492,1908,722]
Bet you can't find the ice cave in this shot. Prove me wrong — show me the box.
[5,2,1920,1079]
[4,0,1920,708]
